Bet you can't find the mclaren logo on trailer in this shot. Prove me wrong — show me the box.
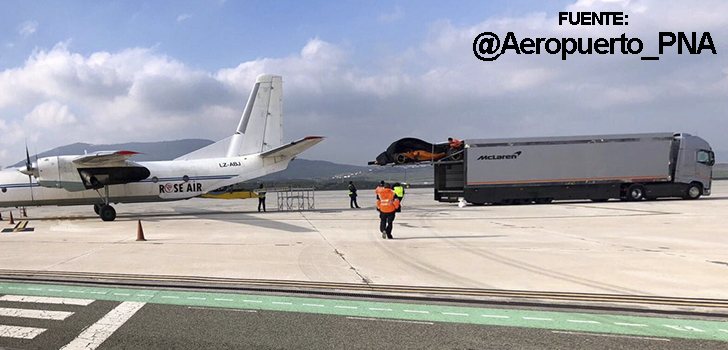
[477,151,522,161]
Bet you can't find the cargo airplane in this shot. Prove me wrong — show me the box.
[0,75,323,221]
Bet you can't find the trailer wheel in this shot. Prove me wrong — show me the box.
[535,198,553,204]
[394,153,407,164]
[626,184,645,201]
[683,183,702,200]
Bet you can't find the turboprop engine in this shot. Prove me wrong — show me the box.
[26,155,150,192]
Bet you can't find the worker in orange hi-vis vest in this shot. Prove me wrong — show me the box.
[376,183,401,239]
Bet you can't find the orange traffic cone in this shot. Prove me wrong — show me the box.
[136,220,146,241]
[9,211,14,225]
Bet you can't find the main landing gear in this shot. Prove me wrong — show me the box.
[93,185,117,222]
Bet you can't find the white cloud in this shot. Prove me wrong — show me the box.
[176,14,192,22]
[24,101,77,127]
[18,21,38,37]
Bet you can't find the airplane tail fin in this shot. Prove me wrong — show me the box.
[177,74,283,160]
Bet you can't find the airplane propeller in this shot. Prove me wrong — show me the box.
[20,143,38,201]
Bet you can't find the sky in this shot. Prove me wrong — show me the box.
[0,0,727,167]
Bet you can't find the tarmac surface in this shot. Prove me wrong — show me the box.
[1,181,728,299]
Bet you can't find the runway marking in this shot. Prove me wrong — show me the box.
[614,322,648,327]
[442,312,469,316]
[551,331,670,341]
[368,307,392,311]
[2,281,728,342]
[523,317,553,321]
[663,325,705,332]
[60,301,145,350]
[567,319,600,324]
[0,295,94,306]
[346,316,433,325]
[403,309,429,314]
[136,294,154,297]
[68,290,86,293]
[335,305,358,310]
[0,307,73,320]
[0,325,46,339]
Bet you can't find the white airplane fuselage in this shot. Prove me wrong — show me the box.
[0,154,290,208]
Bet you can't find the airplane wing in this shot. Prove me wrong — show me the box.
[73,151,141,166]
[260,136,324,160]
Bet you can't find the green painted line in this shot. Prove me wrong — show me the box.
[0,281,726,342]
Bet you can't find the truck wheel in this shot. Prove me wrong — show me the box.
[535,198,553,204]
[626,185,645,201]
[395,153,407,164]
[683,183,702,200]
[591,198,609,203]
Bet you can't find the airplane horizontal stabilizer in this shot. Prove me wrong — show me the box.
[260,136,324,160]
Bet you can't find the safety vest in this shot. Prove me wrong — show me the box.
[393,186,404,198]
[375,186,386,199]
[377,189,400,213]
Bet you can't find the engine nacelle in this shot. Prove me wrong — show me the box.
[36,156,150,192]
[37,156,86,191]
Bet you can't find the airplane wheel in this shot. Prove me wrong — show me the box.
[99,205,116,222]
[93,204,102,215]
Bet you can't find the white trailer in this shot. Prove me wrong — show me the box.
[435,133,714,204]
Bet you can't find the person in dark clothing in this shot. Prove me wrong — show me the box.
[256,184,267,212]
[348,181,360,208]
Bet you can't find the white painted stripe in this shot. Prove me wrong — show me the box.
[187,297,206,300]
[27,288,43,291]
[442,312,469,316]
[368,308,392,311]
[719,329,728,333]
[614,322,648,327]
[551,330,670,341]
[272,302,292,305]
[403,309,429,314]
[567,319,600,324]
[0,295,94,306]
[113,293,130,296]
[481,314,509,319]
[302,303,324,307]
[243,300,262,303]
[335,305,358,310]
[0,325,46,339]
[89,291,106,295]
[346,317,434,325]
[0,307,73,320]
[214,298,233,302]
[523,317,553,321]
[68,290,86,294]
[136,294,153,297]
[161,296,179,299]
[60,301,145,350]
[48,289,63,292]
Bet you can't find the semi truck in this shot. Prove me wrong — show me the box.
[434,133,715,205]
